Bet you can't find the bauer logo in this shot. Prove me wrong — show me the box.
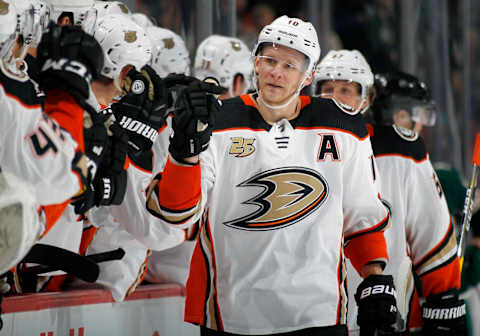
[360,285,397,299]
[224,167,328,231]
[131,80,145,94]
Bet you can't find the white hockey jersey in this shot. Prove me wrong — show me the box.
[0,64,81,206]
[346,124,459,334]
[148,95,390,334]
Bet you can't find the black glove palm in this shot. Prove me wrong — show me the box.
[169,81,224,162]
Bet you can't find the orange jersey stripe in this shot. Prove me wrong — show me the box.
[44,89,85,151]
[345,231,389,275]
[158,157,201,211]
[41,201,70,236]
[185,234,209,325]
[420,256,461,297]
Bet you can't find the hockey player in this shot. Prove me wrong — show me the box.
[0,4,106,281]
[146,16,396,335]
[73,14,193,301]
[314,54,465,335]
[371,72,465,335]
[193,34,253,99]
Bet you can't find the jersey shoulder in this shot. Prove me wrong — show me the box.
[216,95,368,139]
[0,64,43,107]
[214,95,270,131]
[370,124,427,162]
[296,97,368,139]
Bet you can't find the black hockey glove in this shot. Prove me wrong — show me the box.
[112,65,169,169]
[36,23,104,109]
[422,289,467,336]
[355,274,398,335]
[169,81,224,162]
[92,123,128,206]
[72,123,128,215]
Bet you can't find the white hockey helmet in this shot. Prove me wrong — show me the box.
[194,34,253,96]
[253,15,320,77]
[31,0,52,47]
[131,12,155,29]
[314,49,374,114]
[48,0,97,34]
[0,0,17,60]
[146,26,190,77]
[0,170,43,275]
[93,0,130,19]
[93,14,152,89]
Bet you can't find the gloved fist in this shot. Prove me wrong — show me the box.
[112,65,169,166]
[169,81,224,162]
[422,290,467,336]
[355,274,398,334]
[72,123,128,215]
[37,23,104,108]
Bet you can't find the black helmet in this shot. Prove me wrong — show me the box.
[370,71,436,126]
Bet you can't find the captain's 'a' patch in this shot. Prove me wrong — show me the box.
[224,167,329,231]
[317,134,340,161]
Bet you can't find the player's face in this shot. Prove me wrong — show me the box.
[254,44,309,105]
[319,80,368,113]
[393,109,413,129]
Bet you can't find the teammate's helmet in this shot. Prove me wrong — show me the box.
[31,0,52,47]
[371,71,437,126]
[131,12,156,29]
[0,0,17,60]
[0,170,42,275]
[93,0,130,19]
[48,0,96,34]
[93,14,152,89]
[146,26,190,78]
[314,49,374,115]
[252,15,320,77]
[194,35,252,96]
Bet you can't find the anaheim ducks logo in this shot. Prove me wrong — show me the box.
[224,167,328,231]
[118,3,129,14]
[230,41,241,51]
[0,1,9,15]
[163,38,175,49]
[124,31,137,43]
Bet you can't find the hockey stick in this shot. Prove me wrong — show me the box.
[20,245,124,283]
[457,133,480,266]
[21,247,126,280]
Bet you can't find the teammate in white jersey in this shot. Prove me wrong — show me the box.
[371,72,465,336]
[314,54,465,335]
[193,34,253,99]
[146,16,397,335]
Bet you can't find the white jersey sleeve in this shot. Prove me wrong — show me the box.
[0,85,81,205]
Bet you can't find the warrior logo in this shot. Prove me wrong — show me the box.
[224,167,328,231]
